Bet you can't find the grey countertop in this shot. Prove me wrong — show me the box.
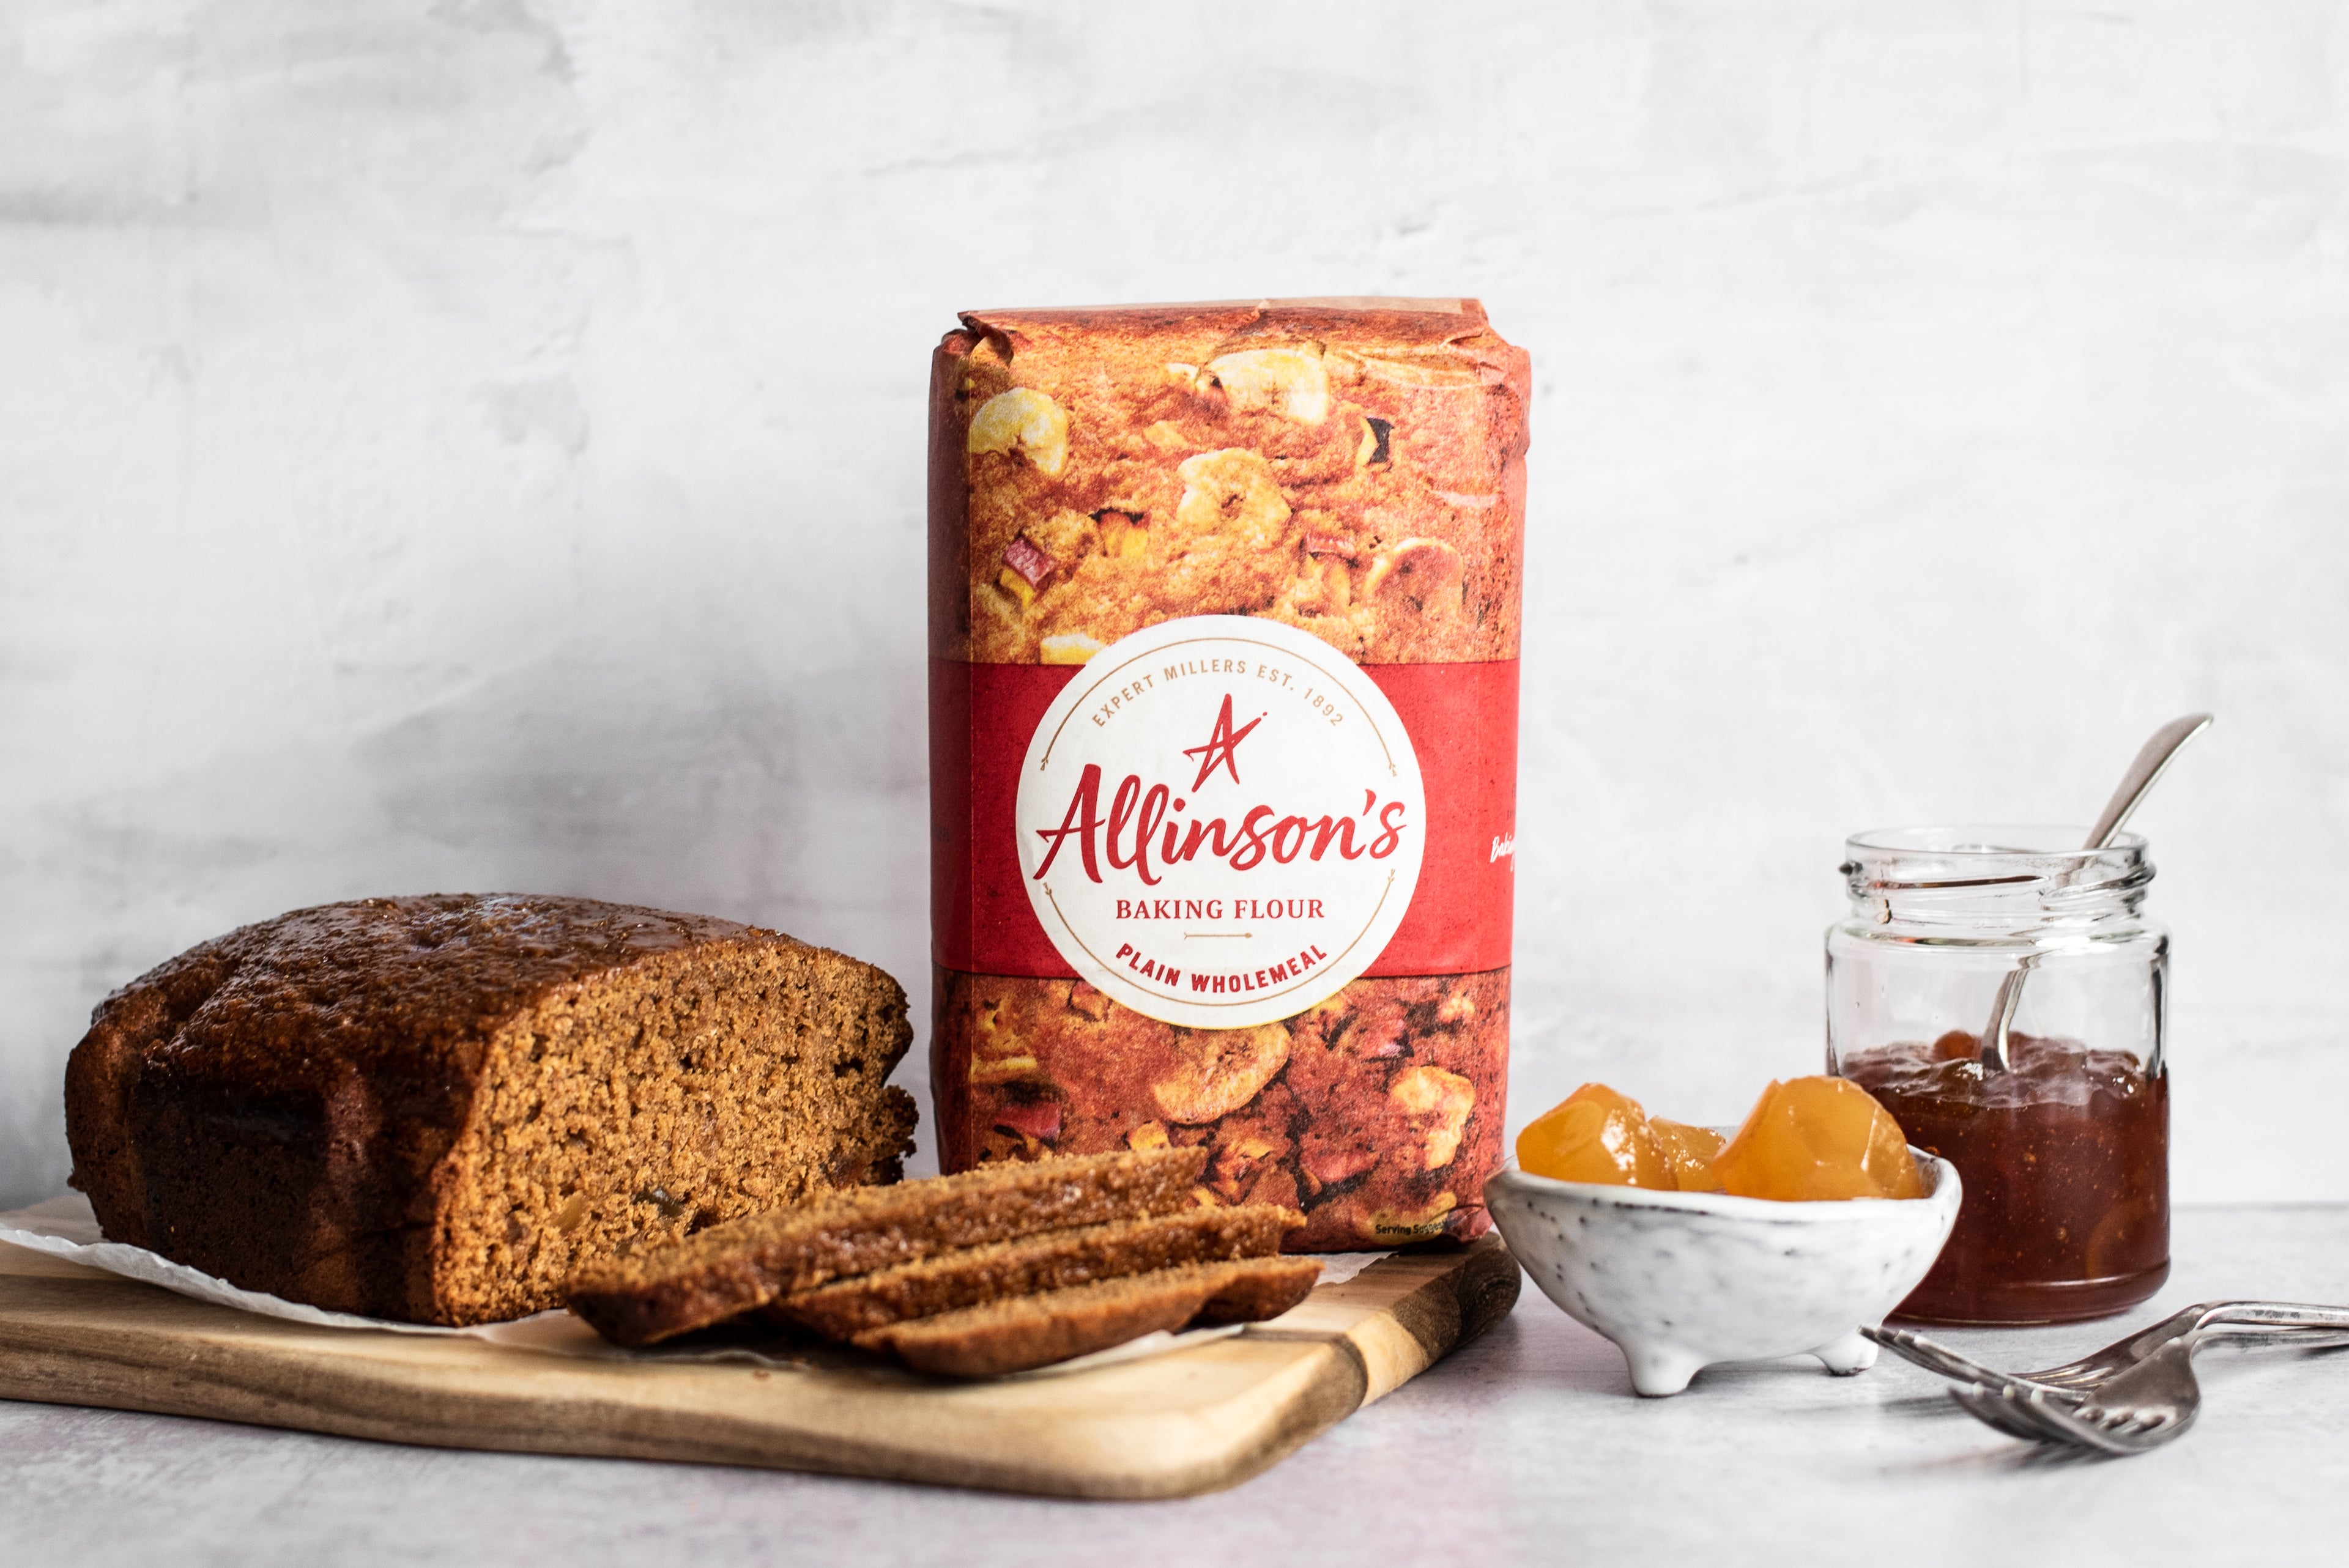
[7,1205,2346,1567]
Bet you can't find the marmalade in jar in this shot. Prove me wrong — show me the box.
[1828,826,2173,1323]
[1841,1029,2168,1323]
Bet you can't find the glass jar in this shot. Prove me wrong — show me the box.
[1826,826,2169,1325]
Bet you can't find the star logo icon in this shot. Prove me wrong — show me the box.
[1182,693,1266,791]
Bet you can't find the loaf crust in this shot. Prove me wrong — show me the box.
[64,894,916,1325]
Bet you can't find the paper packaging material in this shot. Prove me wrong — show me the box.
[0,1194,1388,1375]
[929,298,1529,1251]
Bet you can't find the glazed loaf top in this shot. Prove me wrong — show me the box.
[64,895,860,1256]
[75,897,755,1139]
[929,297,1531,668]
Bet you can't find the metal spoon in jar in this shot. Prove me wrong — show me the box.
[1976,712,2214,1074]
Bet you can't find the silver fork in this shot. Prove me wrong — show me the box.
[1947,1319,2349,1455]
[1865,1300,2349,1402]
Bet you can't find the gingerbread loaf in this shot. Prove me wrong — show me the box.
[929,298,1527,1249]
[64,894,917,1325]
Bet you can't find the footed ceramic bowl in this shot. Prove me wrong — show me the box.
[1485,1149,1961,1396]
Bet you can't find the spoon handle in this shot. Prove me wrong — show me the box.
[2083,713,2214,850]
[1979,712,2213,1074]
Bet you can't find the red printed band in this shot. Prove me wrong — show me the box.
[932,657,1517,980]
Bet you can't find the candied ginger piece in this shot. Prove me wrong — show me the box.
[967,386,1069,475]
[1203,346,1330,424]
[1174,448,1291,548]
[1515,1083,1671,1188]
[1151,1023,1290,1125]
[1038,633,1104,665]
[1362,538,1464,606]
[1930,1029,1980,1062]
[1712,1076,1926,1202]
[1000,534,1057,592]
[1095,508,1150,559]
[1650,1117,1726,1193]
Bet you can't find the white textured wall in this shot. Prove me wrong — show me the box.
[4,1,2345,1208]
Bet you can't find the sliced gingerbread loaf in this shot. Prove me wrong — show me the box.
[565,1146,1208,1345]
[768,1202,1301,1339]
[853,1256,1325,1377]
[64,894,917,1326]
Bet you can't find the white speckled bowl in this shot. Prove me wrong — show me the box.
[1485,1148,1961,1396]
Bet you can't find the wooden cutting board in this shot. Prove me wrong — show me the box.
[0,1231,1517,1500]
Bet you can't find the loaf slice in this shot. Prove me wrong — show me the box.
[566,1147,1208,1346]
[62,894,917,1326]
[853,1256,1324,1378]
[769,1203,1301,1339]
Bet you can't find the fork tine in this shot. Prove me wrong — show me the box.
[1951,1381,2097,1446]
[2017,1391,2143,1452]
[1864,1326,2008,1386]
[1881,1316,2173,1392]
[1947,1385,2056,1444]
[2090,1396,2188,1438]
[2043,1389,2197,1455]
[2033,1399,2165,1455]
[2017,1303,2211,1383]
[1869,1325,2091,1402]
[2028,1367,2112,1389]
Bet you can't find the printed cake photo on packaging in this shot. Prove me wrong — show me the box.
[929,298,1530,1249]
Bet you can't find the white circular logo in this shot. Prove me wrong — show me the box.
[1015,615,1426,1028]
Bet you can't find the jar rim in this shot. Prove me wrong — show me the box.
[1842,824,2152,906]
[1846,824,2147,861]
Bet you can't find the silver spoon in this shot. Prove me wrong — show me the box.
[1977,712,2213,1073]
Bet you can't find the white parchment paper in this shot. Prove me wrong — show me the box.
[0,1194,1384,1375]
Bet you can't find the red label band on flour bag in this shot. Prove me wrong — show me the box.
[929,298,1529,1250]
[1019,616,1427,1027]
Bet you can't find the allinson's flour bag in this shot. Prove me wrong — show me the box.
[929,299,1529,1249]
